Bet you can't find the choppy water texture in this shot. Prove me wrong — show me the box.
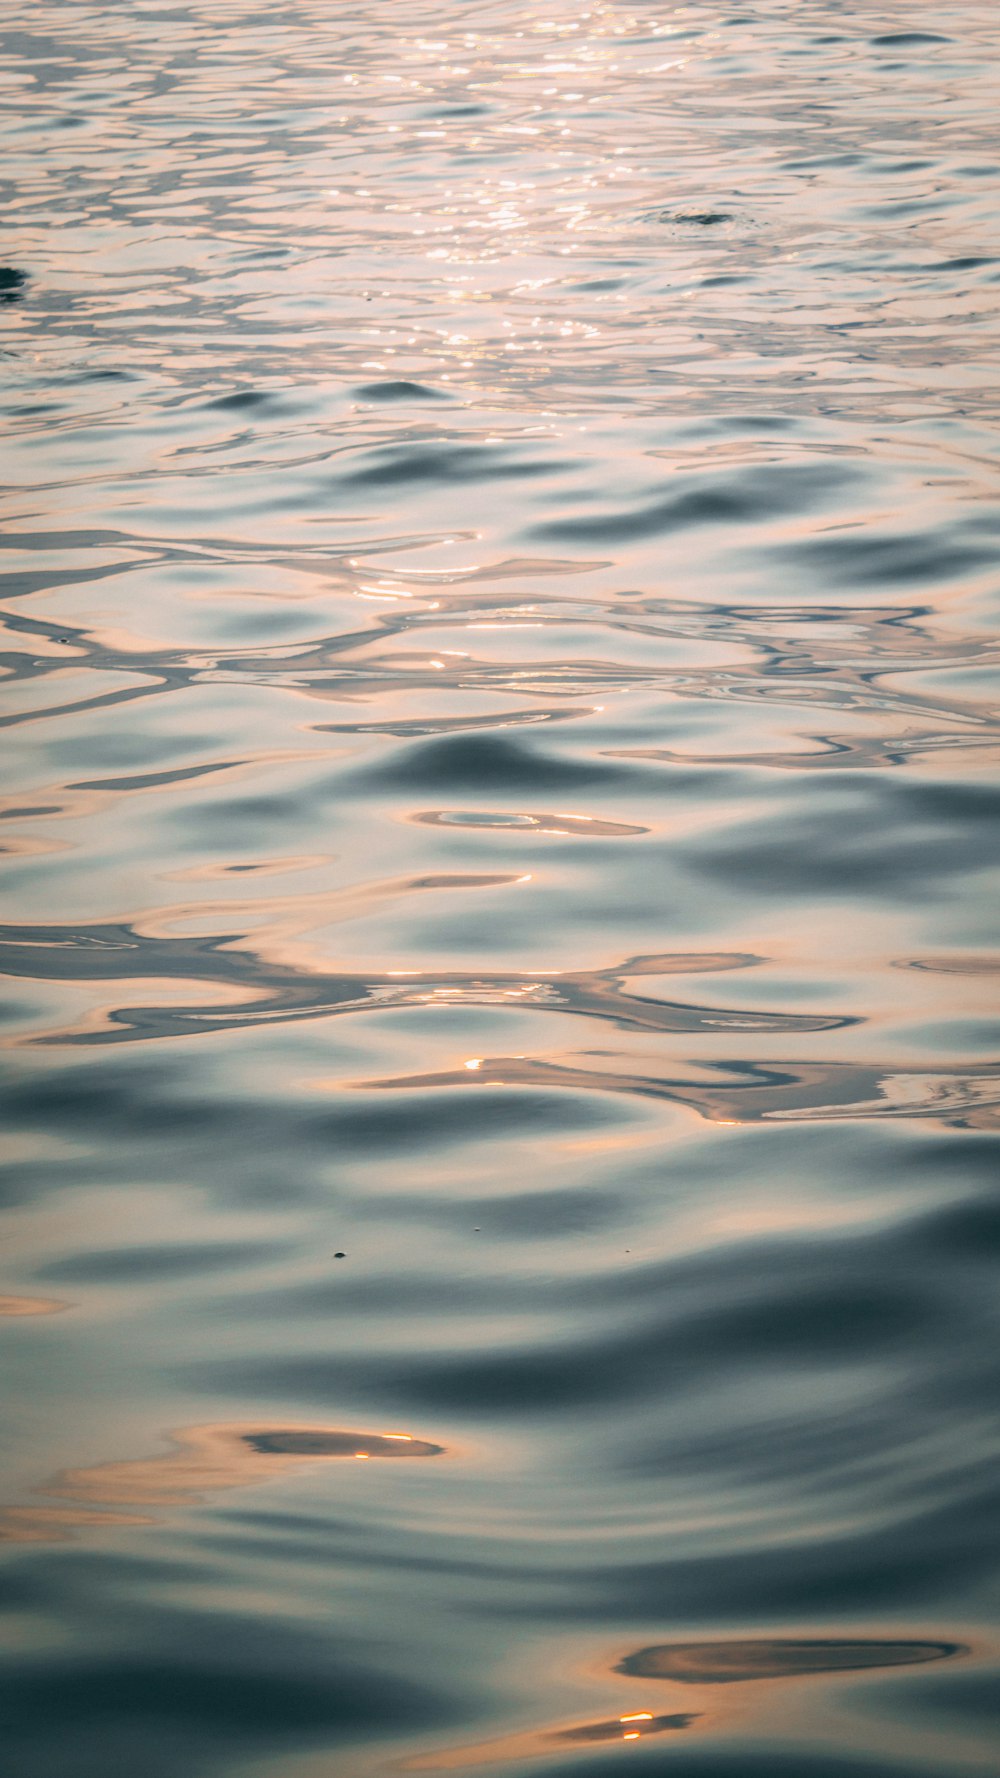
[1,2,999,1775]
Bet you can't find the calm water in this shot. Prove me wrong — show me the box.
[2,3,1000,1775]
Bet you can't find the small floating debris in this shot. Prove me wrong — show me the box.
[618,1637,964,1683]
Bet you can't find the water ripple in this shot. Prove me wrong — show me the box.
[2,2,999,1776]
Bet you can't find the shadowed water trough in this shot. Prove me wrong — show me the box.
[1,2,999,1776]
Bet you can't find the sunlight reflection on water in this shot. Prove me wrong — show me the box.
[1,1,999,1775]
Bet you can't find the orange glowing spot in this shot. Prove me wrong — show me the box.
[464,1059,481,1070]
[620,1713,652,1723]
[623,1730,640,1740]
[354,1452,370,1460]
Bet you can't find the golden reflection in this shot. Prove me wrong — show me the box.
[0,1505,151,1543]
[618,1638,964,1684]
[411,809,648,837]
[405,1635,964,1769]
[0,1295,68,1317]
[4,917,784,1052]
[903,954,1000,976]
[360,1050,1000,1132]
[404,1709,696,1770]
[0,1423,445,1544]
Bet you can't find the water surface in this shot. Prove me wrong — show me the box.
[2,3,999,1776]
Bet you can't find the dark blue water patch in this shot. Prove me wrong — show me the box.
[0,1620,454,1773]
[0,1075,348,1208]
[529,1747,940,1778]
[0,1155,90,1212]
[685,775,1000,902]
[571,1208,990,1322]
[935,256,996,272]
[198,1258,939,1418]
[2,1546,226,1611]
[35,1240,282,1285]
[0,995,35,1032]
[311,1084,631,1156]
[2,406,62,423]
[526,1478,1000,1621]
[624,1390,961,1498]
[905,1196,1000,1263]
[342,731,668,794]
[871,33,952,46]
[0,267,27,302]
[353,380,450,401]
[891,1133,1000,1188]
[338,439,578,489]
[8,1066,634,1204]
[769,526,997,589]
[2,1060,249,1140]
[73,370,137,386]
[898,1665,1000,1728]
[205,390,272,410]
[529,461,862,544]
[215,1271,542,1320]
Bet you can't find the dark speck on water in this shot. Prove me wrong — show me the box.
[2,2,999,1777]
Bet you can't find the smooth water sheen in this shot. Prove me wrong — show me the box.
[1,3,999,1775]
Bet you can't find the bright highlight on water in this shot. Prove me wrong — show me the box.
[1,3,998,1777]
